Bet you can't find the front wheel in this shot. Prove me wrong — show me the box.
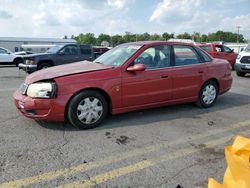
[236,71,246,77]
[13,58,23,67]
[67,90,108,129]
[196,80,218,108]
[38,63,51,70]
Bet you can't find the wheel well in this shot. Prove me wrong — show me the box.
[37,60,54,68]
[13,57,23,63]
[64,88,112,121]
[206,78,219,90]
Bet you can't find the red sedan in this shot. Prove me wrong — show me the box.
[13,41,232,129]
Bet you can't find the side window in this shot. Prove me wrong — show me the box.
[134,45,170,69]
[215,45,223,52]
[0,48,7,54]
[223,46,232,53]
[60,45,78,55]
[173,46,200,66]
[80,46,92,55]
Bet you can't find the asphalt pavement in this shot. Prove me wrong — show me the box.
[0,66,250,188]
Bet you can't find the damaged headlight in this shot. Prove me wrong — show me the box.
[26,82,57,98]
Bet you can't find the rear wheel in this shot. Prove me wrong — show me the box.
[38,63,51,70]
[67,90,108,129]
[236,71,246,77]
[196,80,218,108]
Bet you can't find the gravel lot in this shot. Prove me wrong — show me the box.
[0,66,250,188]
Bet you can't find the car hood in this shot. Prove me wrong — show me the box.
[25,61,113,84]
[23,53,51,58]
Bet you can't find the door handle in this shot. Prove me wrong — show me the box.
[161,75,169,78]
[198,71,204,74]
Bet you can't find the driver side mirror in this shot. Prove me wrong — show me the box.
[127,64,146,72]
[58,51,65,56]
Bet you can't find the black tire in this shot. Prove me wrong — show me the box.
[196,80,218,108]
[38,63,51,70]
[236,71,246,77]
[13,58,23,67]
[67,90,108,129]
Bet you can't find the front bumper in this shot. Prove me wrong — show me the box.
[18,63,37,73]
[234,63,250,73]
[13,90,66,122]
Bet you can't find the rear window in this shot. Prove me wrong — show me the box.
[173,45,200,66]
[196,48,212,62]
[199,45,212,52]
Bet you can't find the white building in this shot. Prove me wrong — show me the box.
[0,37,76,53]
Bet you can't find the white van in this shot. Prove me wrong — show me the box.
[235,43,250,77]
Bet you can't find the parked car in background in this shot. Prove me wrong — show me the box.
[0,47,23,66]
[93,46,110,59]
[235,43,250,77]
[18,44,94,73]
[14,51,33,55]
[197,43,238,69]
[13,41,232,129]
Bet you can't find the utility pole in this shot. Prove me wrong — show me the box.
[236,26,241,44]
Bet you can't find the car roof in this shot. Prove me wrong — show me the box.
[122,41,196,47]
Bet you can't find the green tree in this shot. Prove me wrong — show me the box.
[162,32,174,41]
[111,35,124,46]
[149,34,163,41]
[176,32,192,39]
[96,33,111,46]
[75,33,96,45]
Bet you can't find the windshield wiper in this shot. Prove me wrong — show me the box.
[94,61,103,64]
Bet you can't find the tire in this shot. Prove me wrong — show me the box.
[13,58,23,67]
[196,80,218,108]
[67,90,108,129]
[236,71,246,77]
[38,63,51,70]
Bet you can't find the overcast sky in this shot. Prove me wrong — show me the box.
[0,0,249,39]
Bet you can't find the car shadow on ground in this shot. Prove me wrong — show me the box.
[0,65,16,68]
[37,91,250,131]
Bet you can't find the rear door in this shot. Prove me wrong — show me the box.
[79,45,94,61]
[172,45,207,100]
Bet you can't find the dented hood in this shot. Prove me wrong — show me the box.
[25,61,113,84]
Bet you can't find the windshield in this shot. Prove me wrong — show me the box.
[46,45,63,53]
[245,43,250,52]
[94,44,143,66]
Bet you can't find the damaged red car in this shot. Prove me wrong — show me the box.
[13,41,232,129]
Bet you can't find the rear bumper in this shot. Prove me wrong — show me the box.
[13,90,66,122]
[18,63,37,73]
[234,63,250,73]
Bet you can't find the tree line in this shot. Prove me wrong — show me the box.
[64,30,247,47]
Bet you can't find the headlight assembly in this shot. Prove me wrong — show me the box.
[237,55,241,59]
[25,59,36,65]
[26,82,57,98]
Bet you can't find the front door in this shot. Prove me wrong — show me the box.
[56,45,80,65]
[122,45,173,107]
